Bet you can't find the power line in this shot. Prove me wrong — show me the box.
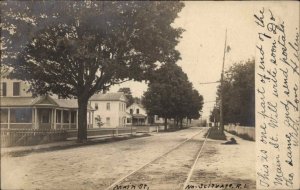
[199,81,220,85]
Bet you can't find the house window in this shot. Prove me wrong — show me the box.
[106,117,110,126]
[130,109,133,114]
[136,109,139,114]
[10,108,32,123]
[56,110,61,123]
[63,110,69,123]
[1,83,7,96]
[106,103,110,110]
[95,103,98,110]
[0,109,8,123]
[13,82,20,96]
[127,118,131,123]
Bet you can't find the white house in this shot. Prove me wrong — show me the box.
[126,103,149,125]
[126,103,165,126]
[89,92,127,128]
[0,77,94,130]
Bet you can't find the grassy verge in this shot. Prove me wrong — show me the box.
[205,127,227,140]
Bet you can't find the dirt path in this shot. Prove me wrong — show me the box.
[188,132,256,190]
[1,129,255,190]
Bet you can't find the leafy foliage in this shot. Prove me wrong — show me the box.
[212,59,255,126]
[118,87,134,107]
[95,115,104,128]
[1,1,184,141]
[142,63,204,129]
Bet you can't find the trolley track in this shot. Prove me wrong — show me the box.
[104,127,210,190]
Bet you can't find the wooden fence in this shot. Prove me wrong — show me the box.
[224,125,255,140]
[1,127,139,147]
[1,129,67,147]
[66,127,137,139]
[129,125,164,133]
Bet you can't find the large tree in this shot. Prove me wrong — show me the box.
[1,1,184,142]
[216,59,255,126]
[142,63,203,130]
[186,89,204,121]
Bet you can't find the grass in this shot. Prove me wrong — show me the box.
[205,127,227,140]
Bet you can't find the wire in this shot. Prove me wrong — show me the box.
[198,81,220,84]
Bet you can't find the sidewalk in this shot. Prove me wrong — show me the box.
[1,133,149,157]
[188,131,256,189]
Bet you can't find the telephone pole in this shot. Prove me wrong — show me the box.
[220,29,227,132]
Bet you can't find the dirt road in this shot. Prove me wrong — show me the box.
[1,127,255,190]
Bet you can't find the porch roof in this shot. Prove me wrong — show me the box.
[0,96,93,110]
[132,114,147,119]
[90,92,127,102]
[0,97,39,107]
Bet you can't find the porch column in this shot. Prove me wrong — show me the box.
[51,109,53,129]
[88,112,90,129]
[61,109,63,128]
[76,110,78,129]
[69,111,71,129]
[32,108,35,128]
[34,108,38,129]
[8,108,10,129]
[92,111,94,128]
[54,109,57,129]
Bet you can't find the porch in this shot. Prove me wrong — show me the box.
[0,107,94,130]
[131,114,148,126]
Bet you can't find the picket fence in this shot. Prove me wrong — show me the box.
[1,129,67,147]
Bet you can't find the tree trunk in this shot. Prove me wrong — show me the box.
[180,119,183,129]
[173,118,176,128]
[77,97,88,143]
[164,117,168,131]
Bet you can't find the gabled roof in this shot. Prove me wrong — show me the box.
[33,96,59,107]
[89,92,127,102]
[53,99,78,109]
[127,102,145,109]
[52,98,94,110]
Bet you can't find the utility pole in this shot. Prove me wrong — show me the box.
[220,29,227,132]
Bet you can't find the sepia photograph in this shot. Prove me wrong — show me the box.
[0,1,299,190]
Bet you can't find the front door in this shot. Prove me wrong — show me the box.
[39,108,52,129]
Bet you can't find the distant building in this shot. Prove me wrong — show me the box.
[126,103,148,125]
[89,92,127,128]
[0,78,94,130]
[152,115,164,125]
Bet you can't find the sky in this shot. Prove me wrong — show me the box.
[109,1,298,120]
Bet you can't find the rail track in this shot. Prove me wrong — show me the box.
[104,127,211,190]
